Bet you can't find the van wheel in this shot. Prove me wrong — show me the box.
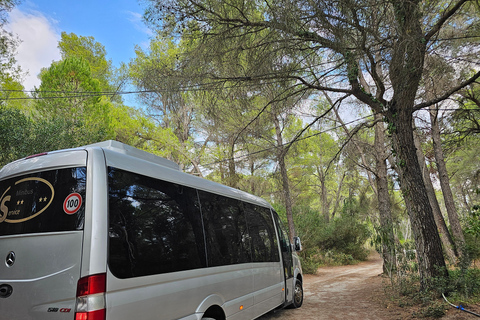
[291,278,303,308]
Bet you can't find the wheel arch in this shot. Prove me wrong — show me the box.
[196,294,226,320]
[201,305,225,320]
[295,272,303,285]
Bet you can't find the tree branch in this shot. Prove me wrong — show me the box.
[425,0,470,41]
[414,69,480,111]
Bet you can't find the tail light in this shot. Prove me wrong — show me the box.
[75,273,106,320]
[25,152,48,159]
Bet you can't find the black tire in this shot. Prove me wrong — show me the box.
[291,278,303,308]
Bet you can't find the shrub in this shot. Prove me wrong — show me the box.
[316,215,371,261]
[281,207,371,273]
[447,268,480,299]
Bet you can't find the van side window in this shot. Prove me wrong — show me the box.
[198,190,250,266]
[244,203,280,262]
[108,168,207,278]
[273,213,294,279]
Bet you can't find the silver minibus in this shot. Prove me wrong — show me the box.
[0,140,303,320]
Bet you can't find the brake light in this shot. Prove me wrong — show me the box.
[75,274,106,320]
[25,152,48,159]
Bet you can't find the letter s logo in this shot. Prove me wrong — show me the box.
[0,187,11,223]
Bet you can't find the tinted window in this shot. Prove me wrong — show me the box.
[108,168,206,278]
[273,213,294,278]
[198,191,250,266]
[244,204,280,262]
[0,168,86,236]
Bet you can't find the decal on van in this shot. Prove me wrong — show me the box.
[0,177,54,224]
[63,193,82,215]
[47,308,71,313]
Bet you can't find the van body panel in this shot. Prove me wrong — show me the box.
[0,232,82,320]
[106,264,255,320]
[0,151,87,320]
[105,261,284,320]
[80,148,108,278]
[84,140,180,171]
[252,262,283,303]
[251,263,284,318]
[0,151,87,180]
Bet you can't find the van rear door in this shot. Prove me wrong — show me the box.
[0,156,87,320]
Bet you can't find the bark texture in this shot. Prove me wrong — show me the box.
[429,106,466,259]
[374,114,397,275]
[413,129,457,262]
[273,114,296,241]
[389,107,448,286]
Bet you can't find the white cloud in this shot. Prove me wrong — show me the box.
[126,10,153,35]
[6,8,61,90]
[125,10,154,47]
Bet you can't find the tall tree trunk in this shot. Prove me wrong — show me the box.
[316,165,329,223]
[429,105,467,260]
[273,114,296,241]
[413,128,457,262]
[227,137,239,188]
[388,106,448,288]
[357,58,396,274]
[386,1,447,288]
[374,114,397,275]
[249,159,256,194]
[331,172,345,220]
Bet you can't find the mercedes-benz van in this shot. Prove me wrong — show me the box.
[0,140,303,320]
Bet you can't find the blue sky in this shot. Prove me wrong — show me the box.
[7,0,153,91]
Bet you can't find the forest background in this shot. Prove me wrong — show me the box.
[1,0,480,312]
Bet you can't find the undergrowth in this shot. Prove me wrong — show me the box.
[293,210,371,274]
[384,253,480,318]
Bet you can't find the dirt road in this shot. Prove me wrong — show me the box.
[257,254,480,320]
[258,254,386,320]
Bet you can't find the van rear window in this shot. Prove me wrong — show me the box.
[0,167,86,236]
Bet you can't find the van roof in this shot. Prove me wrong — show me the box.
[83,140,180,171]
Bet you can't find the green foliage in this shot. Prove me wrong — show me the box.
[0,74,31,112]
[31,116,110,153]
[58,32,117,96]
[0,105,110,164]
[287,205,371,273]
[4,6,480,308]
[463,204,480,262]
[416,301,446,318]
[36,57,102,107]
[387,244,480,319]
[0,107,34,166]
[388,264,480,319]
[33,57,113,148]
[0,0,20,73]
[465,233,480,264]
[386,270,446,318]
[290,207,324,273]
[466,204,480,237]
[446,268,480,300]
[316,214,371,261]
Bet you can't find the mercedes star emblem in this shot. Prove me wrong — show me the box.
[5,251,15,267]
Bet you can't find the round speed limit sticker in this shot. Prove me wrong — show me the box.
[63,193,82,215]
